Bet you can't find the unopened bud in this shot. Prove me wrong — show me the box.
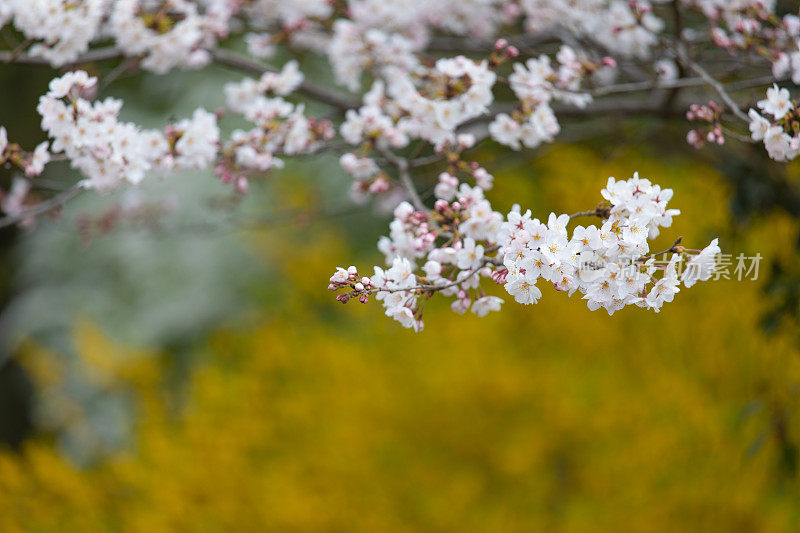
[234,176,249,194]
[602,56,617,68]
[336,293,350,303]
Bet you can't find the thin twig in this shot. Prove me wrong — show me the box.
[725,75,783,92]
[0,47,124,67]
[364,260,494,296]
[98,57,139,92]
[569,206,610,220]
[638,236,684,263]
[209,48,359,111]
[8,38,34,62]
[378,147,426,211]
[0,183,83,230]
[719,124,755,143]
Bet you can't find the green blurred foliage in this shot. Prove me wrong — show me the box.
[0,145,799,531]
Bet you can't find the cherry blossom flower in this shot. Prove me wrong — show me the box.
[758,84,793,119]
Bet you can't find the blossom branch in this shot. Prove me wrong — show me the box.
[0,0,784,329]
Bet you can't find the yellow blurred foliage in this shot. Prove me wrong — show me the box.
[2,146,800,531]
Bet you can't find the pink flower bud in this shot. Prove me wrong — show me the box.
[368,177,390,193]
[235,176,249,194]
[491,268,509,284]
[219,169,234,183]
[686,129,704,149]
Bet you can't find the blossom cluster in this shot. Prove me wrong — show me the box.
[37,71,218,191]
[6,0,105,66]
[522,1,664,60]
[490,45,600,151]
[501,174,694,315]
[110,0,233,74]
[336,51,503,200]
[685,101,726,149]
[328,20,420,92]
[335,40,602,204]
[219,61,335,192]
[2,0,234,71]
[331,182,507,331]
[748,84,800,162]
[690,0,800,85]
[330,172,720,331]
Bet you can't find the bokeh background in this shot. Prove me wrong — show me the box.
[1,52,800,532]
